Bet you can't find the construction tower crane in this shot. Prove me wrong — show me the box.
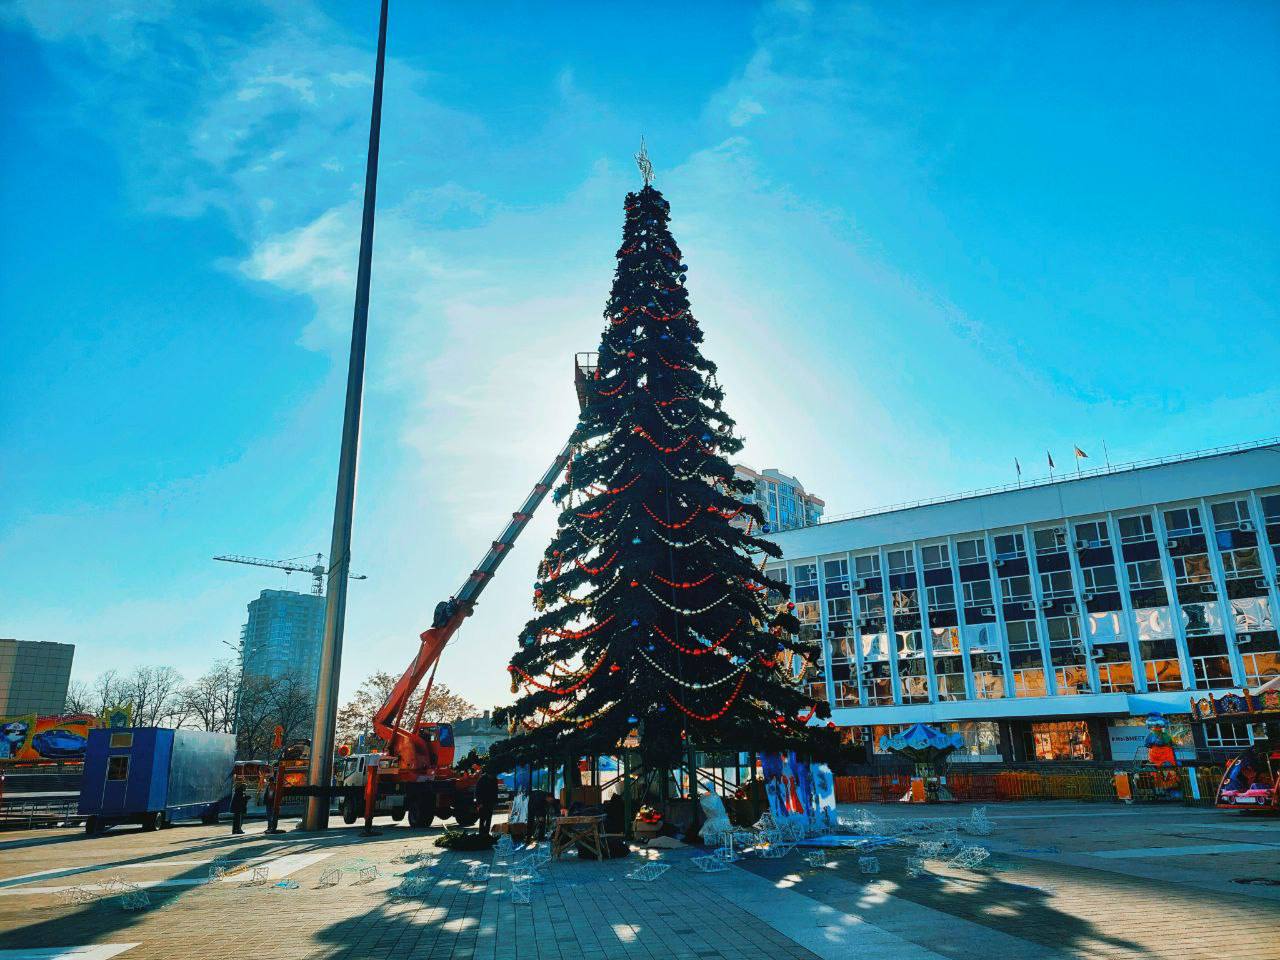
[213,553,367,596]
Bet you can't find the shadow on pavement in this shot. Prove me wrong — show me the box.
[0,819,427,952]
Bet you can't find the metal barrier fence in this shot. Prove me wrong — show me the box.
[834,766,1224,806]
[0,796,83,830]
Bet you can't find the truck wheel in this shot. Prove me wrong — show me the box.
[142,813,159,832]
[157,812,170,829]
[341,800,357,825]
[85,816,100,835]
[407,800,433,829]
[453,806,478,828]
[201,810,220,826]
[391,808,406,822]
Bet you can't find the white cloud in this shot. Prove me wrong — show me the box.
[728,97,765,126]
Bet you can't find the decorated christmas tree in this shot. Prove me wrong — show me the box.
[491,148,834,771]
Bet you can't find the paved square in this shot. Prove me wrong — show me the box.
[0,803,1276,960]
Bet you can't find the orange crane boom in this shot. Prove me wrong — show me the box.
[372,352,597,781]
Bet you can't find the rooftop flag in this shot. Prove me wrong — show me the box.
[1074,446,1089,459]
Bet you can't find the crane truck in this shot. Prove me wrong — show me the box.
[282,353,597,828]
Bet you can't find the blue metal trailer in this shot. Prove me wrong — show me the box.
[78,728,236,834]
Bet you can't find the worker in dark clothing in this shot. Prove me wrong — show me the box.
[230,783,248,835]
[475,771,499,836]
[527,788,548,842]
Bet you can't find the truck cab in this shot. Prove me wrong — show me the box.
[336,752,406,824]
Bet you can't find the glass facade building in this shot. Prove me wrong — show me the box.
[764,441,1280,763]
[734,465,824,532]
[240,589,326,694]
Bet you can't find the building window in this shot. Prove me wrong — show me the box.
[108,733,133,749]
[1201,721,1254,750]
[1164,507,1202,537]
[823,558,849,582]
[934,656,966,701]
[926,583,955,609]
[1188,633,1234,689]
[1074,520,1110,549]
[861,632,889,661]
[862,662,893,706]
[1046,616,1081,647]
[1012,660,1048,698]
[1262,494,1280,524]
[107,756,130,781]
[1173,554,1212,585]
[1126,560,1164,589]
[1081,564,1118,595]
[1139,638,1183,691]
[1032,721,1093,761]
[931,626,961,655]
[854,554,880,579]
[1241,632,1280,687]
[1221,548,1262,581]
[1007,620,1039,651]
[1000,575,1032,602]
[1233,596,1273,633]
[886,549,913,575]
[1096,655,1137,694]
[1134,606,1175,641]
[860,592,886,620]
[1040,570,1075,598]
[970,654,1005,699]
[1118,514,1155,543]
[892,589,919,616]
[943,721,1001,761]
[765,568,787,606]
[832,680,859,709]
[794,564,817,588]
[1034,527,1067,555]
[1211,499,1252,532]
[962,580,993,608]
[920,544,950,570]
[993,533,1026,561]
[1053,659,1092,696]
[956,538,987,565]
[898,656,929,704]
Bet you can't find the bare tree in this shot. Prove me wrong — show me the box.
[234,671,316,759]
[337,671,477,752]
[120,666,188,728]
[64,679,94,715]
[181,660,240,733]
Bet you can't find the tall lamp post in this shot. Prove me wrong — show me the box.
[303,0,389,831]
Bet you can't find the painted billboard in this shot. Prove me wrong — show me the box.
[0,713,98,762]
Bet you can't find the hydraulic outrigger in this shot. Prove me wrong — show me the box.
[329,353,598,829]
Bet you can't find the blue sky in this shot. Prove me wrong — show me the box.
[2,1,1278,711]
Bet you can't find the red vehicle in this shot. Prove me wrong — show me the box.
[1191,681,1280,813]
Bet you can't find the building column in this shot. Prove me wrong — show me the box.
[1150,506,1196,689]
[1063,521,1101,693]
[1246,491,1280,645]
[1022,524,1058,696]
[880,546,901,706]
[814,556,836,713]
[1201,497,1246,686]
[946,535,976,701]
[912,545,938,703]
[985,532,1016,697]
[1105,512,1147,693]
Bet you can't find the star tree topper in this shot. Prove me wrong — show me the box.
[635,137,654,186]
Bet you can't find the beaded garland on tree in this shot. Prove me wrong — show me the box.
[489,164,834,768]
